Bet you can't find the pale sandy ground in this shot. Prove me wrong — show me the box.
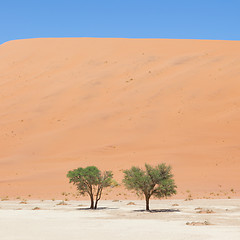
[0,38,240,199]
[0,199,239,240]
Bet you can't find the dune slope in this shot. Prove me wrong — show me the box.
[0,38,240,199]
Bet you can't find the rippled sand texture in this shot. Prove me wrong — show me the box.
[0,38,239,199]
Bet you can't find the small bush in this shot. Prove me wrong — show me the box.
[57,201,68,206]
[33,207,40,210]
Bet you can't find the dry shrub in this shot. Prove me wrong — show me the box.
[57,201,68,206]
[196,209,215,214]
[186,221,211,226]
[33,207,40,210]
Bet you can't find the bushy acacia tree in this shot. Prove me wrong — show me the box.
[123,163,177,211]
[67,166,113,209]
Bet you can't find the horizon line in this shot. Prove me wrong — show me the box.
[1,37,240,46]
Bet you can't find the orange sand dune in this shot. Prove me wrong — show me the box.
[0,38,240,199]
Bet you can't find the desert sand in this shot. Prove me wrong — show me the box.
[0,38,240,199]
[0,199,240,240]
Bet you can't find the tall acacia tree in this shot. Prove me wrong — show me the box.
[123,163,177,211]
[67,166,113,209]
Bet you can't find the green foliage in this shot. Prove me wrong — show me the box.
[123,163,177,210]
[67,166,113,209]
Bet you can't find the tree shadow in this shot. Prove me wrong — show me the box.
[76,207,118,211]
[133,209,180,213]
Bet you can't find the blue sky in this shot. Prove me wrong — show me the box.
[0,0,239,44]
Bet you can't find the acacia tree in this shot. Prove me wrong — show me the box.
[67,166,113,209]
[123,163,177,211]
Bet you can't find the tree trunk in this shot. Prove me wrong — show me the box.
[94,200,98,209]
[90,194,94,209]
[145,196,150,211]
[94,186,102,209]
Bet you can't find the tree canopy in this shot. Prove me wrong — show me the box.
[67,166,113,209]
[123,163,177,210]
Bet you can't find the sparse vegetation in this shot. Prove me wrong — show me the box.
[196,208,215,214]
[19,200,27,204]
[123,163,177,211]
[1,196,9,201]
[186,221,211,226]
[57,200,68,206]
[33,207,40,210]
[185,193,193,201]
